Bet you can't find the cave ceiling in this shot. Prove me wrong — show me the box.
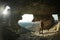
[0,0,60,15]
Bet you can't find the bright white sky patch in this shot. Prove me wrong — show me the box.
[52,14,58,21]
[3,6,10,15]
[18,14,34,23]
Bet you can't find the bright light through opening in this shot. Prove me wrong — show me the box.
[52,14,58,21]
[18,14,34,23]
[3,6,10,15]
